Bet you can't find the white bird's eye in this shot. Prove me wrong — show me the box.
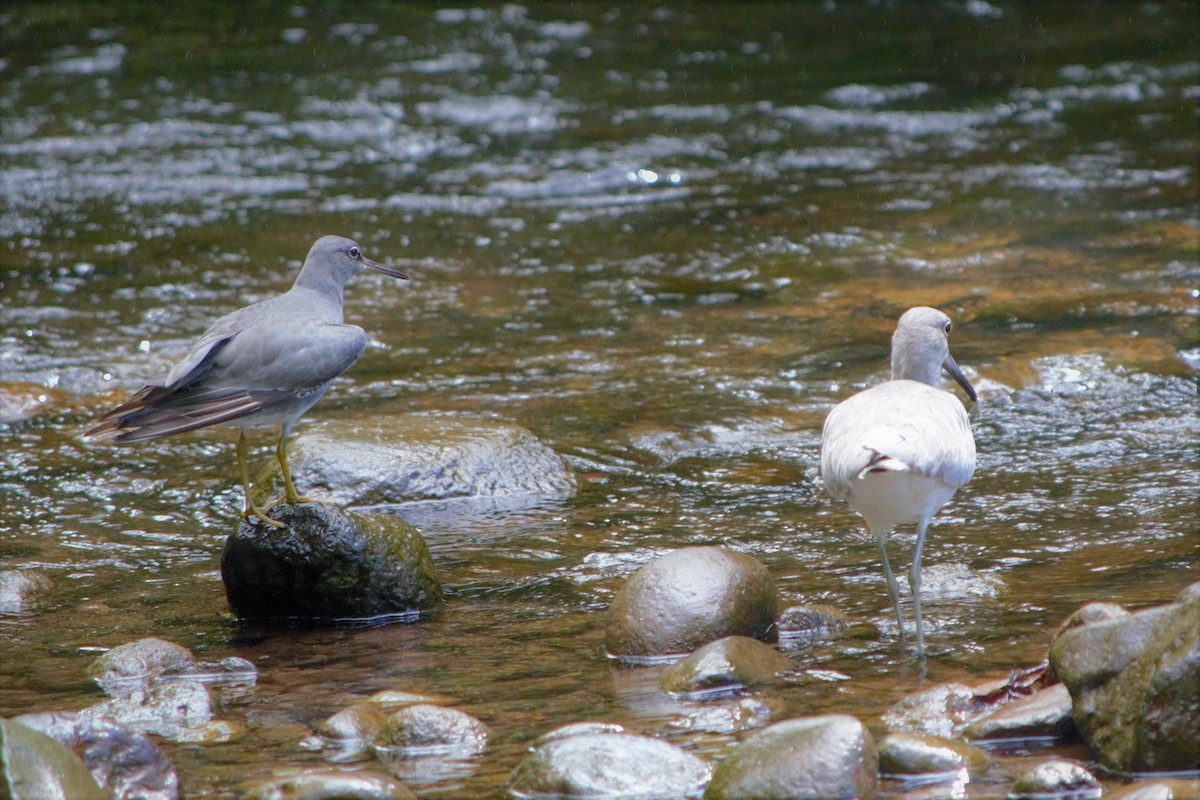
[944,322,952,333]
[349,246,361,259]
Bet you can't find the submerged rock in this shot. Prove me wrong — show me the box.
[12,711,178,800]
[222,502,443,622]
[704,714,876,800]
[86,637,255,696]
[83,681,213,739]
[316,703,389,750]
[605,547,778,659]
[1049,592,1200,772]
[239,768,417,800]
[657,636,792,695]
[275,414,575,506]
[508,727,711,799]
[1010,758,1101,800]
[374,705,488,756]
[877,731,989,777]
[776,603,850,642]
[881,682,980,739]
[0,570,52,615]
[0,717,107,800]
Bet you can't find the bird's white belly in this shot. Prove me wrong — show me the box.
[846,470,959,534]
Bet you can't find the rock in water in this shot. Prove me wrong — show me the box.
[0,718,108,800]
[275,414,575,506]
[508,727,711,799]
[705,714,877,800]
[605,546,778,659]
[1049,589,1200,772]
[222,502,442,622]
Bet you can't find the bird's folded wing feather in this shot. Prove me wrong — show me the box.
[820,385,975,497]
[90,313,368,441]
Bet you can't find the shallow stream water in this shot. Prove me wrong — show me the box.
[1,2,1197,797]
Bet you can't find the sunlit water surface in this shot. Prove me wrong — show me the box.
[1,2,1197,797]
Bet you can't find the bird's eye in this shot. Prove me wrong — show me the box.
[349,246,361,259]
[944,322,952,333]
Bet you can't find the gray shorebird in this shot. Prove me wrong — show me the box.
[819,306,977,653]
[87,235,406,527]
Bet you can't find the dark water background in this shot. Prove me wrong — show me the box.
[1,2,1197,796]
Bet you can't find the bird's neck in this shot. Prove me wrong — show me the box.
[891,349,941,387]
[287,281,346,324]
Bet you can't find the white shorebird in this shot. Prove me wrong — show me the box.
[87,235,407,528]
[819,306,977,653]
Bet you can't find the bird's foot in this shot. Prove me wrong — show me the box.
[242,506,286,529]
[268,491,315,507]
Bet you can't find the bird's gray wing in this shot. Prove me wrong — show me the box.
[92,317,368,442]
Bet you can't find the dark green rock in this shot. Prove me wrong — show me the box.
[508,729,711,799]
[222,502,443,622]
[0,718,107,800]
[705,714,877,800]
[1049,594,1200,772]
[606,547,778,659]
[658,636,792,695]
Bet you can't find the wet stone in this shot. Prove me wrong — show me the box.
[86,638,194,692]
[657,636,792,696]
[704,714,877,800]
[0,717,108,800]
[11,711,178,800]
[82,680,214,740]
[605,547,779,660]
[964,682,1076,741]
[280,414,575,506]
[877,732,989,777]
[1105,780,1200,800]
[1009,758,1101,800]
[374,705,488,756]
[317,703,388,748]
[239,768,417,800]
[221,502,443,622]
[1049,593,1200,772]
[881,682,980,739]
[776,603,851,642]
[508,728,712,799]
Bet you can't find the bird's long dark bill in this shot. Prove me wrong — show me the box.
[364,257,408,280]
[943,354,978,402]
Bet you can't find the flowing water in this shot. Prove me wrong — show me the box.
[1,2,1197,797]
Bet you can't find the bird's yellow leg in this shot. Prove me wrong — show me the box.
[277,424,312,505]
[237,430,285,528]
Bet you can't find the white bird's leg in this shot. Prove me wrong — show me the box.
[276,423,312,505]
[910,516,930,655]
[875,528,907,643]
[237,430,285,528]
